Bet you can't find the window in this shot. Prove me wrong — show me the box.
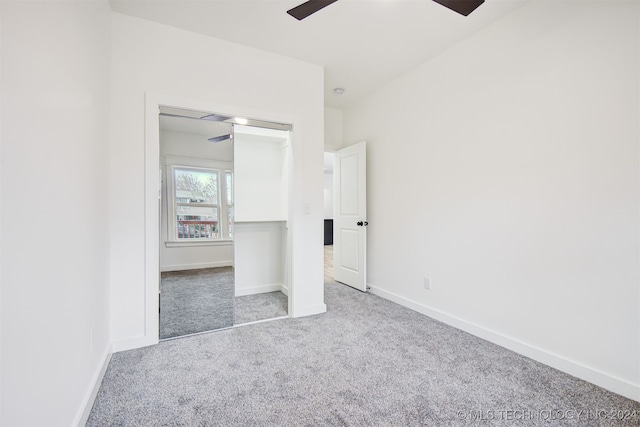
[167,164,233,243]
[226,171,234,238]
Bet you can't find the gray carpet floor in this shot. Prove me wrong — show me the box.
[235,291,288,325]
[160,267,235,339]
[89,276,640,426]
[161,268,288,339]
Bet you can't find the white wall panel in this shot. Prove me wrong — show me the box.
[234,222,286,296]
[344,0,639,400]
[1,1,112,424]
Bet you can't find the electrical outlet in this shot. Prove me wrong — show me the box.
[424,277,431,290]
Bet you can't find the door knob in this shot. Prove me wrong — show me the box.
[357,221,369,227]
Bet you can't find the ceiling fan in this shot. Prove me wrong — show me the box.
[287,0,484,20]
[159,109,234,143]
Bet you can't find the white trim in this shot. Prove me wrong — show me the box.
[144,93,161,350]
[164,240,232,248]
[290,303,327,318]
[235,283,285,297]
[74,345,112,427]
[368,283,640,402]
[112,334,157,353]
[160,260,233,272]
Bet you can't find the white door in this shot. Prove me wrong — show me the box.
[333,141,367,292]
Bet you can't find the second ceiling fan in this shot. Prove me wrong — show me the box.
[287,0,484,20]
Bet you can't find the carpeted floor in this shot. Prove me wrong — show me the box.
[235,291,288,325]
[160,267,235,339]
[161,268,289,338]
[89,262,640,425]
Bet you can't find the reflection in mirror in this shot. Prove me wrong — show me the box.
[233,124,291,325]
[159,108,235,339]
[158,107,290,340]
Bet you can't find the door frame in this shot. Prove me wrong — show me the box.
[143,92,297,346]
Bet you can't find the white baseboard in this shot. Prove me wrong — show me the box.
[75,344,112,427]
[291,302,327,318]
[160,260,233,272]
[112,335,158,353]
[235,283,285,297]
[368,284,640,402]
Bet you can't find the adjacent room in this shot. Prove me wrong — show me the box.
[1,0,638,425]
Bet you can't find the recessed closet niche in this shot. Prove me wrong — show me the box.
[234,125,290,301]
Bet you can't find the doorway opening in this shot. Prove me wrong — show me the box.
[325,142,368,292]
[323,152,335,281]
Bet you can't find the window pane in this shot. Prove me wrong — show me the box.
[176,206,219,239]
[174,168,218,205]
[226,172,233,205]
[227,205,234,239]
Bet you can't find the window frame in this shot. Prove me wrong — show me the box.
[165,156,233,247]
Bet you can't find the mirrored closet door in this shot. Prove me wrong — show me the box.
[158,107,291,340]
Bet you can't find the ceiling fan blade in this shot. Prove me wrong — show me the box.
[432,0,484,16]
[208,134,233,143]
[201,113,232,122]
[287,0,338,21]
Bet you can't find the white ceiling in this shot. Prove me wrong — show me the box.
[110,0,530,109]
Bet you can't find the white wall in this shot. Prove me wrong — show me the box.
[324,108,341,220]
[110,13,325,350]
[233,126,289,295]
[235,222,287,296]
[160,130,234,271]
[234,126,289,222]
[324,107,343,151]
[1,1,112,425]
[344,1,639,400]
[324,108,342,220]
[0,2,4,422]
